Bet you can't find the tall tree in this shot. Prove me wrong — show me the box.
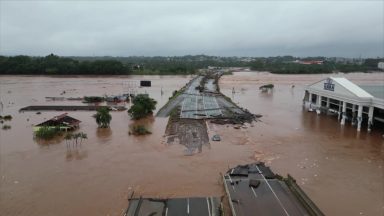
[128,94,157,119]
[93,107,112,128]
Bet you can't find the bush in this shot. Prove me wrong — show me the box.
[84,96,104,103]
[0,115,12,121]
[35,126,61,139]
[93,107,112,128]
[128,94,157,120]
[259,84,274,90]
[2,125,11,130]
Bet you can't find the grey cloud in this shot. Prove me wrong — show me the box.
[0,1,383,57]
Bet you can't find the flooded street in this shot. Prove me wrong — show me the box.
[0,73,383,215]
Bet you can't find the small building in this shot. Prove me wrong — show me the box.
[33,113,81,132]
[303,77,384,132]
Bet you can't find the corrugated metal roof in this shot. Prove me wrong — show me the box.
[331,77,373,98]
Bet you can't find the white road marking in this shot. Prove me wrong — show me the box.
[165,207,168,216]
[206,197,212,216]
[187,198,190,214]
[251,187,258,198]
[227,174,236,192]
[256,166,290,216]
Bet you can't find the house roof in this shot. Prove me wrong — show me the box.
[330,77,373,98]
[36,113,81,127]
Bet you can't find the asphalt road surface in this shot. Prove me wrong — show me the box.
[125,197,220,216]
[224,164,312,216]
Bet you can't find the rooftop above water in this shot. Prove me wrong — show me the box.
[360,85,384,100]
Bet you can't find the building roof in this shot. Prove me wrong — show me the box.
[330,77,373,98]
[36,113,81,127]
[360,85,384,100]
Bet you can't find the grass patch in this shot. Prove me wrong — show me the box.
[35,126,62,140]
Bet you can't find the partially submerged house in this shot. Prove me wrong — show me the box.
[33,113,81,132]
[303,77,384,132]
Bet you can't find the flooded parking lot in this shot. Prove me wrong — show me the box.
[0,73,383,215]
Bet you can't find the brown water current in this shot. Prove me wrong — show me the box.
[0,73,383,215]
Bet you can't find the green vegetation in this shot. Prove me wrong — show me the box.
[259,84,274,90]
[0,115,13,121]
[128,94,157,120]
[35,126,61,139]
[2,125,11,130]
[0,54,128,75]
[84,96,104,103]
[93,107,112,128]
[249,57,384,74]
[0,54,382,75]
[130,125,151,135]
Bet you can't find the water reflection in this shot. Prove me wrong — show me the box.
[258,89,273,99]
[301,109,384,152]
[96,127,113,139]
[66,148,88,161]
[34,135,64,146]
[128,115,155,135]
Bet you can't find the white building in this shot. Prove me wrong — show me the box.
[304,77,384,132]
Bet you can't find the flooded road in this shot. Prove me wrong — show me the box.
[0,73,383,215]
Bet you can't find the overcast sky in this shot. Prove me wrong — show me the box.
[0,1,383,57]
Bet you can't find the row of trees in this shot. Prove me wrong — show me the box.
[0,54,129,75]
[249,59,383,74]
[1,54,382,75]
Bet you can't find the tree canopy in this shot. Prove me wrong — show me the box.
[0,54,129,75]
[0,54,382,75]
[93,107,112,128]
[128,94,157,120]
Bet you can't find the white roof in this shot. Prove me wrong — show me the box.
[330,77,373,98]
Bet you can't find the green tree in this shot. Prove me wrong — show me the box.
[128,94,157,119]
[93,107,112,128]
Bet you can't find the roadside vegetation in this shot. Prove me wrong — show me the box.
[1,54,382,75]
[93,107,112,128]
[128,94,157,120]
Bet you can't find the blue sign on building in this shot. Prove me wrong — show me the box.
[324,78,335,91]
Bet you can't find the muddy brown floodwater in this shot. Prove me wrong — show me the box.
[0,73,383,216]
